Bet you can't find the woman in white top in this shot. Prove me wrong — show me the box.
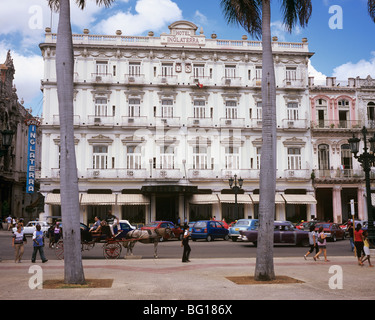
[12,224,27,263]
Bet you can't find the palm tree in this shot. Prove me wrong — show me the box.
[47,0,115,284]
[221,0,312,281]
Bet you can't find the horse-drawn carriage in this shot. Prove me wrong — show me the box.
[54,220,172,260]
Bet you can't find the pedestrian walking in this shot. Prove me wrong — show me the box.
[354,223,365,266]
[314,226,329,262]
[31,224,48,263]
[347,221,354,252]
[181,228,191,263]
[53,222,62,244]
[304,225,318,259]
[12,224,27,263]
[6,215,12,230]
[361,230,373,267]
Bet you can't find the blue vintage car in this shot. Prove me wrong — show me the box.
[191,220,229,241]
[229,219,258,241]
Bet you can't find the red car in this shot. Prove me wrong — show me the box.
[314,223,345,241]
[141,221,184,241]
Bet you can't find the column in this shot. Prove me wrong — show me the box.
[357,186,366,220]
[332,185,342,223]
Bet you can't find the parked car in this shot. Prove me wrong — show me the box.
[188,221,196,233]
[141,221,184,241]
[191,220,229,242]
[314,223,345,241]
[12,221,50,236]
[228,219,258,241]
[239,221,309,247]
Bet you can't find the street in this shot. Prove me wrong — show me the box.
[0,230,354,261]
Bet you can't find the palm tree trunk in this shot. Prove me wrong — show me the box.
[254,0,276,281]
[56,0,85,284]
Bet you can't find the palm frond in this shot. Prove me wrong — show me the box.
[48,0,115,11]
[369,0,375,23]
[280,0,312,33]
[220,0,263,39]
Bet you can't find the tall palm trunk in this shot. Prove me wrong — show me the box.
[56,0,85,284]
[255,0,276,281]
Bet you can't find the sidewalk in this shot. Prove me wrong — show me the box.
[0,255,374,300]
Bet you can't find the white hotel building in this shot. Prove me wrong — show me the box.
[39,20,317,225]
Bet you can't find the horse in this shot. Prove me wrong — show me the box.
[123,227,172,259]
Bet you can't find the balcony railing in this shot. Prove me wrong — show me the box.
[311,120,363,130]
[314,169,365,180]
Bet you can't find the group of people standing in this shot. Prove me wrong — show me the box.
[304,222,372,267]
[12,223,48,264]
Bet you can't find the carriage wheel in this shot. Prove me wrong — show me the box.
[54,239,64,260]
[103,241,122,259]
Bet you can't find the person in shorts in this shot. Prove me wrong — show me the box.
[361,230,373,267]
[314,226,329,262]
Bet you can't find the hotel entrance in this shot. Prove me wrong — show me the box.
[142,185,197,224]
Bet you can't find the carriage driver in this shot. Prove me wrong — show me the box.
[106,210,120,237]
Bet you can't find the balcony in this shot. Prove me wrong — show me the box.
[151,169,182,180]
[124,74,145,84]
[282,79,305,88]
[85,168,148,180]
[311,120,363,131]
[221,77,242,86]
[283,169,311,181]
[49,115,81,127]
[281,119,308,130]
[87,115,114,127]
[187,117,215,127]
[155,116,181,127]
[220,117,245,128]
[121,116,148,127]
[91,73,113,83]
[313,169,365,182]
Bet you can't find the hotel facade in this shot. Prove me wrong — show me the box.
[39,20,353,226]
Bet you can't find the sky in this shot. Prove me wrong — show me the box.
[1,0,375,117]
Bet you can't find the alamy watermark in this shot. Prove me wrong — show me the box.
[328,265,343,290]
[28,265,43,290]
[329,5,344,30]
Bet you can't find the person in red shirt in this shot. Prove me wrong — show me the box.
[354,223,364,266]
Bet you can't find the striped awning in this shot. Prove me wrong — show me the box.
[80,194,116,205]
[45,193,61,205]
[282,194,317,204]
[217,194,252,204]
[250,194,285,204]
[189,194,219,204]
[117,194,149,205]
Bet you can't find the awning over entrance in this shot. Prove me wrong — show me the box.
[80,194,116,205]
[217,194,252,204]
[250,194,285,204]
[117,194,150,205]
[45,193,61,205]
[189,194,219,204]
[282,194,317,204]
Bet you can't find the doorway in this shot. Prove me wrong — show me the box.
[155,195,178,223]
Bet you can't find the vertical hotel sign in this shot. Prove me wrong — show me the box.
[25,119,40,194]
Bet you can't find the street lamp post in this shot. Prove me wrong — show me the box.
[0,130,14,157]
[348,126,375,244]
[228,174,243,219]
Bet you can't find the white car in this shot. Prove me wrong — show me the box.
[12,221,50,236]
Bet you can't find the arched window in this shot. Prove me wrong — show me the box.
[318,144,330,170]
[341,144,352,177]
[316,99,327,128]
[338,99,350,128]
[368,102,375,127]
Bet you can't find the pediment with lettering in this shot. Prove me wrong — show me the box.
[161,20,205,47]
